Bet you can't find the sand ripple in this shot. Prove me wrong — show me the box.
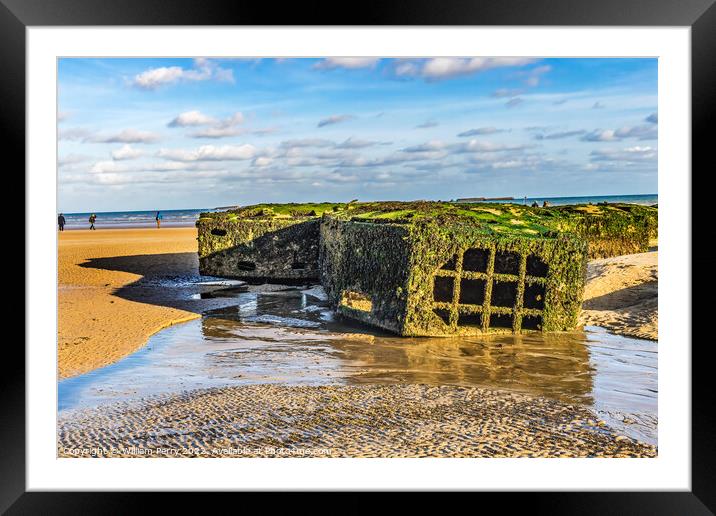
[58,384,656,458]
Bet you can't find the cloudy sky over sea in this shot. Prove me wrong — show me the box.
[58,57,657,212]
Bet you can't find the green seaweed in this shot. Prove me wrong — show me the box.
[196,200,656,335]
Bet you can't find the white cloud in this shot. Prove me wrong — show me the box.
[280,138,335,149]
[59,127,91,141]
[111,144,144,160]
[335,137,387,149]
[581,129,619,142]
[253,157,273,167]
[416,120,439,129]
[534,130,586,140]
[317,114,354,128]
[449,139,531,154]
[90,129,161,144]
[582,124,657,142]
[157,144,258,161]
[522,65,552,87]
[393,60,420,77]
[189,127,244,139]
[133,67,184,89]
[646,112,658,124]
[492,88,524,98]
[133,58,234,90]
[396,57,538,80]
[314,58,380,70]
[80,159,229,178]
[591,146,657,162]
[614,124,657,140]
[58,154,90,167]
[170,110,248,139]
[90,160,130,174]
[505,98,524,108]
[402,139,531,156]
[167,110,217,127]
[457,127,507,137]
[464,149,573,173]
[403,140,448,153]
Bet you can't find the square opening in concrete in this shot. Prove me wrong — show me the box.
[491,280,518,307]
[459,278,486,305]
[462,248,489,272]
[237,261,257,271]
[526,255,548,277]
[523,282,546,309]
[490,313,514,329]
[433,276,455,303]
[440,254,458,271]
[291,251,306,270]
[458,312,483,328]
[521,315,543,330]
[494,250,520,275]
[433,308,451,325]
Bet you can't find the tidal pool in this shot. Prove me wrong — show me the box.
[58,284,657,444]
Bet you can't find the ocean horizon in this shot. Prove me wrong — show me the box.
[60,193,658,229]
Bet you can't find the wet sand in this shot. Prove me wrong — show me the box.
[59,228,658,379]
[58,227,238,378]
[58,228,658,457]
[58,384,655,458]
[579,250,658,341]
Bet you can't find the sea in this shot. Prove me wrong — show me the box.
[60,194,657,230]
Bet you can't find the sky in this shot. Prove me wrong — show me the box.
[58,57,657,212]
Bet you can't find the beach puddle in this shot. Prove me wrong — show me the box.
[59,284,657,444]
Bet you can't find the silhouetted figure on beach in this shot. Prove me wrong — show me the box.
[58,213,65,231]
[542,201,550,207]
[531,201,539,208]
[89,213,96,230]
[155,211,162,229]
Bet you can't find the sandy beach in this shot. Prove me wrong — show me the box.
[58,227,658,457]
[58,384,655,458]
[59,228,659,379]
[58,227,239,378]
[579,249,658,340]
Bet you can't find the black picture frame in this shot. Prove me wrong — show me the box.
[6,0,712,510]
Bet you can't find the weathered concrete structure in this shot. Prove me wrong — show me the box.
[319,204,587,336]
[196,201,657,336]
[196,204,343,282]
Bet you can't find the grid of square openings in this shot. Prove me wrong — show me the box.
[432,247,548,332]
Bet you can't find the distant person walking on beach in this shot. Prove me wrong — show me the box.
[58,213,65,231]
[89,213,96,230]
[155,211,162,229]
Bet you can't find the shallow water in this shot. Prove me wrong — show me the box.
[58,285,657,444]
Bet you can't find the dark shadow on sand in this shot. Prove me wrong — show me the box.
[582,281,658,311]
[77,252,244,313]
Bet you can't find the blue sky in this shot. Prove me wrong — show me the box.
[58,57,657,212]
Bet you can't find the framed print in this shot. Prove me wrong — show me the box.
[6,0,713,510]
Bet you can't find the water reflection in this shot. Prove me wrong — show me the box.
[59,285,657,444]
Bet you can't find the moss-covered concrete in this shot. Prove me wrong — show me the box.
[196,209,329,281]
[196,200,656,335]
[319,212,587,336]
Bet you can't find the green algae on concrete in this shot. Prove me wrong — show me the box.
[319,204,588,336]
[196,203,346,281]
[196,200,656,335]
